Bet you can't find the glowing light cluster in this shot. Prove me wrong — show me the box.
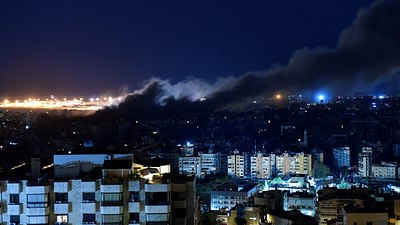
[0,96,123,111]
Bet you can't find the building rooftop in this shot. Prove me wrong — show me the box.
[343,201,387,214]
[103,159,132,169]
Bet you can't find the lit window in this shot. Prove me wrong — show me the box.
[56,215,68,223]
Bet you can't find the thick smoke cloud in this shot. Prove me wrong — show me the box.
[99,0,400,119]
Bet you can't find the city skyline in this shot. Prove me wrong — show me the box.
[1,0,388,100]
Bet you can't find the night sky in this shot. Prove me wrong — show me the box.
[0,1,380,98]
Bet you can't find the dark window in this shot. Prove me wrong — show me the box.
[172,192,186,200]
[83,214,96,223]
[10,215,20,223]
[129,213,139,223]
[129,192,139,202]
[367,223,373,225]
[9,194,19,204]
[55,193,68,203]
[83,192,95,202]
[173,208,186,218]
[146,192,169,205]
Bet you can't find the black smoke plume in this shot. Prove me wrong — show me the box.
[98,0,400,120]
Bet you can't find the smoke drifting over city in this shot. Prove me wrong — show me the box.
[102,0,400,119]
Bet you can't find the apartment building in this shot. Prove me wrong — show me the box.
[227,150,245,178]
[0,154,198,225]
[333,147,350,169]
[198,150,221,176]
[210,183,258,211]
[250,152,276,179]
[178,156,201,177]
[371,162,397,179]
[276,152,312,176]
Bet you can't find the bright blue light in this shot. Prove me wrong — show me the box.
[314,92,329,103]
[186,141,191,147]
[378,95,385,99]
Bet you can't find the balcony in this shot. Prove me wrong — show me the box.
[100,205,123,214]
[54,202,70,214]
[8,203,22,215]
[27,215,49,224]
[54,181,69,192]
[146,213,170,222]
[81,181,97,192]
[100,184,123,193]
[26,207,50,215]
[81,202,97,213]
[26,183,49,194]
[128,180,140,191]
[145,205,171,213]
[7,182,21,194]
[128,202,140,212]
[145,183,170,192]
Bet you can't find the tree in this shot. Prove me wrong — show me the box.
[312,160,330,178]
[235,217,247,225]
[200,211,224,225]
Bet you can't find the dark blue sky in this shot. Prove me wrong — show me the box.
[0,0,375,97]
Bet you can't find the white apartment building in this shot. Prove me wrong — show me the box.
[371,162,397,179]
[0,154,198,225]
[358,147,373,178]
[178,156,201,177]
[198,150,221,176]
[227,150,245,178]
[210,184,258,210]
[284,192,316,217]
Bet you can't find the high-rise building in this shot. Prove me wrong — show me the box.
[333,147,350,169]
[178,156,201,177]
[0,154,199,225]
[276,152,312,176]
[227,150,245,178]
[198,150,221,176]
[250,152,275,179]
[358,147,373,178]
